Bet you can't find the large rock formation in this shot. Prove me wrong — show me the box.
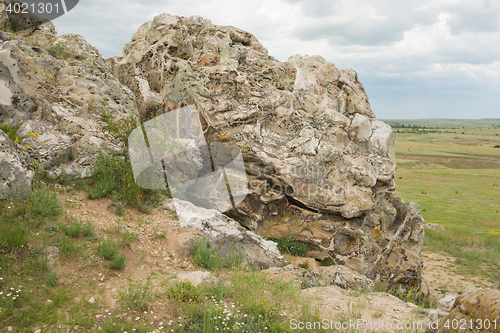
[0,10,427,294]
[108,13,426,293]
[0,10,137,180]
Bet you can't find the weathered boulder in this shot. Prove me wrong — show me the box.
[172,198,287,268]
[109,13,426,294]
[176,271,216,285]
[440,282,500,333]
[0,130,33,198]
[0,19,138,180]
[311,264,374,291]
[265,264,320,288]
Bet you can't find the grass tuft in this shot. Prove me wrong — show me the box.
[119,280,153,312]
[99,239,119,260]
[108,255,126,270]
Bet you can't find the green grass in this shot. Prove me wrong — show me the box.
[98,239,119,260]
[382,118,500,129]
[268,236,308,257]
[162,271,321,333]
[29,182,63,217]
[46,270,58,287]
[119,280,154,312]
[392,120,500,284]
[60,220,93,238]
[108,255,126,270]
[189,237,244,271]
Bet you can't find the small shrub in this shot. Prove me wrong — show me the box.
[31,251,48,271]
[86,155,121,199]
[45,222,59,233]
[114,201,126,216]
[121,231,139,247]
[59,236,76,254]
[60,220,93,238]
[48,43,82,60]
[0,120,24,142]
[46,270,58,287]
[190,238,220,271]
[189,238,243,271]
[82,221,94,236]
[61,221,83,238]
[269,236,308,257]
[166,280,200,302]
[108,255,126,270]
[99,240,119,260]
[298,263,309,269]
[29,182,62,217]
[139,204,151,214]
[119,280,153,312]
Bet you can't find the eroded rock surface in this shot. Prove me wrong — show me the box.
[1,10,427,292]
[109,13,426,293]
[0,17,137,179]
[0,130,33,197]
[440,282,500,333]
[172,198,287,268]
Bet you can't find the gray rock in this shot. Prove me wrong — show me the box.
[176,271,215,285]
[311,264,374,291]
[0,25,138,180]
[44,246,60,262]
[265,264,319,288]
[437,294,457,311]
[0,131,34,198]
[173,198,287,268]
[425,223,445,231]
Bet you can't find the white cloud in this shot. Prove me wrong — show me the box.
[50,0,500,118]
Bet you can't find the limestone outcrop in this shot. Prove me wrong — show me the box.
[440,282,500,333]
[109,13,426,293]
[1,11,427,292]
[0,15,137,182]
[0,130,33,197]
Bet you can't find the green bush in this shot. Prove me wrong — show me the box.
[0,120,23,142]
[29,182,63,217]
[46,270,58,287]
[59,235,77,254]
[108,255,126,270]
[190,238,221,271]
[60,221,83,238]
[166,280,201,302]
[60,220,93,238]
[268,236,308,257]
[189,238,243,271]
[99,240,119,260]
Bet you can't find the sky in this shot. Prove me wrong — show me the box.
[51,0,500,119]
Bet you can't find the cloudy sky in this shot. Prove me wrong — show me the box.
[51,0,500,119]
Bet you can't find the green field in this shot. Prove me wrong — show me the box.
[390,119,500,283]
[383,118,500,129]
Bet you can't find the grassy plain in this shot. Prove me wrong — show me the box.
[384,118,500,284]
